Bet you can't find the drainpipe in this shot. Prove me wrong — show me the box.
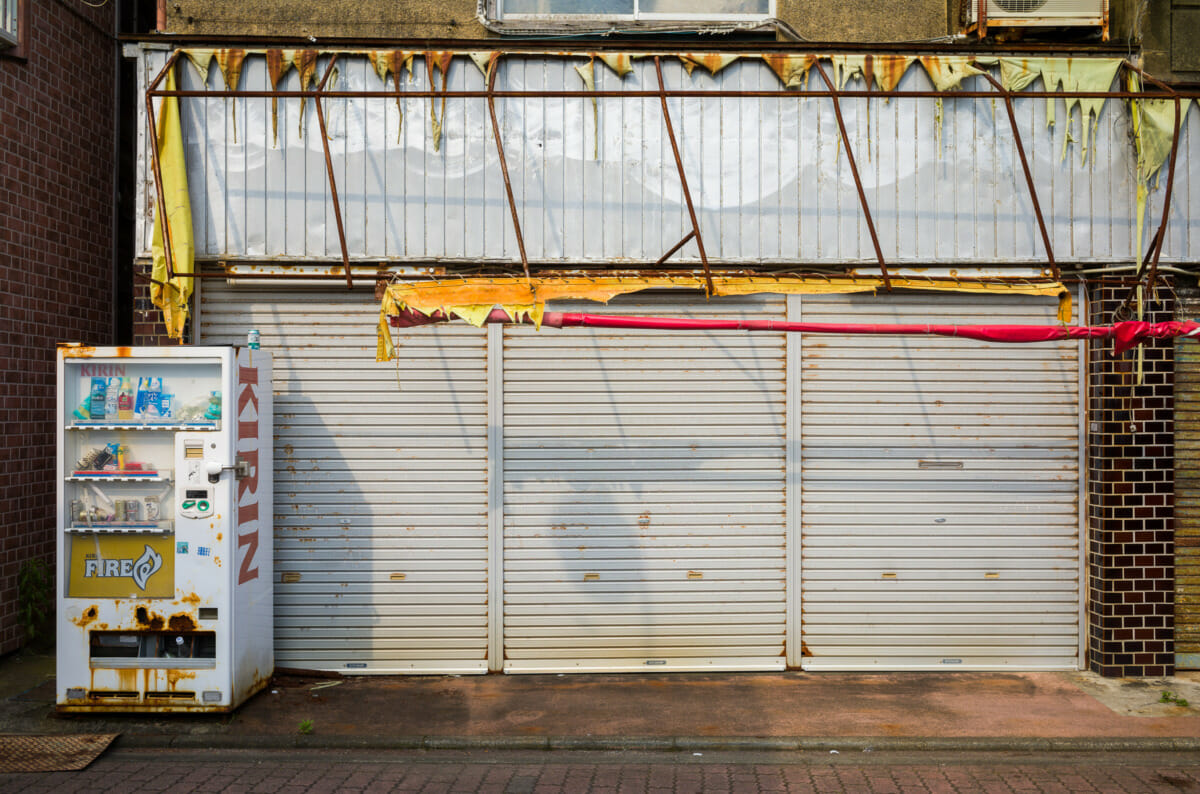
[112,0,122,343]
[156,0,165,33]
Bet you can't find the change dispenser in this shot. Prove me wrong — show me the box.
[56,345,273,712]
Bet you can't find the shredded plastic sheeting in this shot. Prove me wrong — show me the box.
[185,48,214,82]
[762,53,816,88]
[266,49,295,147]
[369,50,414,142]
[574,58,599,159]
[468,51,498,81]
[1128,74,1193,267]
[426,51,454,152]
[149,49,1195,338]
[378,276,1068,361]
[596,52,635,78]
[1000,58,1123,164]
[678,53,739,76]
[918,56,989,92]
[149,66,195,340]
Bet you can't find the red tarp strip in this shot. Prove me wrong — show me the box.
[388,308,1200,355]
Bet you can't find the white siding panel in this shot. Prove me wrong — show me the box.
[198,283,489,674]
[502,294,788,672]
[799,292,1081,671]
[138,48,1200,266]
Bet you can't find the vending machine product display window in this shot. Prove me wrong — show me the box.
[56,346,273,712]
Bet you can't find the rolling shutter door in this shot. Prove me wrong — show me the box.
[198,282,490,673]
[799,292,1082,670]
[502,294,788,673]
[1176,314,1200,670]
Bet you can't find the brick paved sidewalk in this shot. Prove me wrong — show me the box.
[3,748,1199,793]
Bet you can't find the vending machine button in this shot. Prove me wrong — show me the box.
[181,500,196,510]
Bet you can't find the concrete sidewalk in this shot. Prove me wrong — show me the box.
[3,648,1199,752]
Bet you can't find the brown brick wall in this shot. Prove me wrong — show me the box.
[0,1,118,654]
[1087,282,1176,677]
[133,261,189,347]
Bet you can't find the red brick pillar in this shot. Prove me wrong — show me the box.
[1086,282,1176,676]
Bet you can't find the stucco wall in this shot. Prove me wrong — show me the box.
[164,0,954,41]
[775,0,950,42]
[164,0,485,39]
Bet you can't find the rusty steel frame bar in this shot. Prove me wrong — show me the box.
[654,56,714,297]
[149,87,1190,101]
[1113,69,1182,317]
[146,49,183,285]
[979,71,1059,282]
[811,60,891,291]
[204,265,1064,285]
[656,230,697,266]
[145,52,1191,295]
[485,53,532,285]
[311,54,354,289]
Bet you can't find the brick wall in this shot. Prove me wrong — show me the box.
[133,261,189,346]
[1087,282,1176,677]
[0,0,117,655]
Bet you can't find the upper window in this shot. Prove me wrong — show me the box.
[497,0,773,23]
[1,0,19,48]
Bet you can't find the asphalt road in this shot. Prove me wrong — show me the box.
[3,748,1200,793]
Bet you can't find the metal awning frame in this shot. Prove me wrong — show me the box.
[145,48,1193,304]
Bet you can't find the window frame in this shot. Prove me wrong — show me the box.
[494,0,776,25]
[0,0,28,59]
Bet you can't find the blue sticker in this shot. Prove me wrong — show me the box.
[176,542,189,554]
[197,546,211,557]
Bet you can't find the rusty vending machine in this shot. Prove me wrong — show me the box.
[56,345,272,712]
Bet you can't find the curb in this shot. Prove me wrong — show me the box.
[114,734,1200,754]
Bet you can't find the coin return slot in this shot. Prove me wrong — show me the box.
[198,607,218,620]
[90,631,216,661]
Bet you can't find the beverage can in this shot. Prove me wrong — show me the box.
[247,329,260,349]
[125,499,140,522]
[144,496,160,521]
[114,500,126,522]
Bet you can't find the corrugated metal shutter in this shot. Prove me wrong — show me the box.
[198,282,490,673]
[1175,302,1200,670]
[501,294,788,672]
[799,292,1082,670]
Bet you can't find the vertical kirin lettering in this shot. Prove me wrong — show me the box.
[237,364,261,585]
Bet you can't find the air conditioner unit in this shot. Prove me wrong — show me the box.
[966,0,1108,35]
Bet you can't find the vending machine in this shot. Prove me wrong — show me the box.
[56,345,272,712]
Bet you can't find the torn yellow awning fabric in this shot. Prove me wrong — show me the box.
[150,65,195,340]
[378,276,1069,361]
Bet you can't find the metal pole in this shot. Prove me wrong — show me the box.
[312,54,354,289]
[485,53,533,285]
[655,230,697,266]
[811,60,891,291]
[654,56,714,297]
[146,50,182,284]
[979,72,1059,282]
